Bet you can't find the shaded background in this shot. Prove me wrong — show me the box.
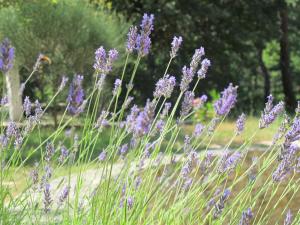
[0,0,300,118]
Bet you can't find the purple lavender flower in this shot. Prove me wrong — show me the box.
[236,113,246,135]
[197,58,211,79]
[93,46,106,73]
[153,74,176,98]
[180,66,194,92]
[45,142,55,162]
[156,119,165,132]
[44,164,53,179]
[273,144,298,182]
[98,151,107,162]
[67,74,84,115]
[124,96,134,109]
[1,95,8,106]
[113,78,122,96]
[94,46,118,75]
[126,26,138,53]
[194,123,204,137]
[125,105,140,133]
[259,95,284,129]
[284,209,293,225]
[133,100,155,137]
[284,117,300,148]
[119,144,128,158]
[23,96,32,117]
[0,38,14,74]
[180,91,195,117]
[43,183,52,213]
[34,100,43,121]
[214,83,238,116]
[160,102,171,119]
[58,76,69,91]
[170,36,183,58]
[200,152,213,173]
[218,152,243,173]
[135,177,142,189]
[213,189,231,219]
[30,164,39,185]
[183,178,193,191]
[14,135,23,149]
[136,13,154,56]
[58,146,69,164]
[59,186,70,204]
[190,47,205,72]
[0,134,8,149]
[6,121,18,138]
[127,196,134,209]
[238,208,253,225]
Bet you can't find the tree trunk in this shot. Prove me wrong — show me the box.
[278,0,296,112]
[257,47,271,101]
[5,65,23,121]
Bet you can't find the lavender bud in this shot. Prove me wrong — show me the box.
[190,47,205,72]
[284,209,293,225]
[214,83,238,116]
[0,38,14,74]
[180,91,195,117]
[197,58,211,79]
[236,113,246,135]
[67,74,84,115]
[59,186,70,204]
[43,183,52,213]
[58,76,69,91]
[23,96,32,117]
[126,26,138,53]
[113,79,122,96]
[238,208,253,225]
[98,151,107,162]
[170,36,183,58]
[180,66,194,92]
[153,75,176,99]
[194,123,204,137]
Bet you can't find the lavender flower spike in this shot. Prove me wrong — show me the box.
[190,47,205,72]
[126,26,138,53]
[59,186,70,204]
[170,36,183,58]
[67,74,84,115]
[153,74,176,98]
[284,209,293,225]
[236,113,246,135]
[113,79,122,96]
[197,58,211,79]
[259,95,284,129]
[136,13,154,57]
[214,83,238,116]
[23,96,32,117]
[43,183,52,213]
[238,208,253,225]
[0,38,14,74]
[180,66,194,92]
[180,91,195,117]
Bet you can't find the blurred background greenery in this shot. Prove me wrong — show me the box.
[0,0,300,119]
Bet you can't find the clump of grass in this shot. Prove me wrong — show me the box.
[0,13,299,225]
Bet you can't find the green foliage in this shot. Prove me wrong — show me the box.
[0,0,128,106]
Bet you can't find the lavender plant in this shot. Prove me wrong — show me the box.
[0,13,299,225]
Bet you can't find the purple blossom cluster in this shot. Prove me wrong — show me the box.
[218,151,243,174]
[259,95,284,129]
[236,113,246,135]
[67,74,85,115]
[153,75,176,98]
[0,38,14,74]
[180,91,195,117]
[170,36,183,58]
[213,189,231,219]
[214,83,238,116]
[238,208,253,225]
[93,46,119,75]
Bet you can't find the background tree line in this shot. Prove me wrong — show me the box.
[0,0,300,121]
